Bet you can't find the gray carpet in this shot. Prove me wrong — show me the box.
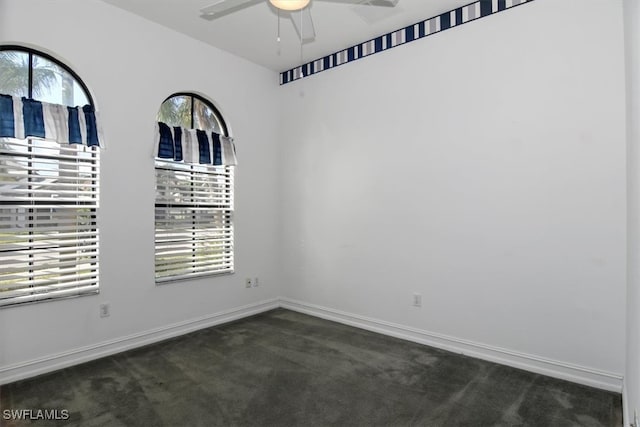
[0,309,622,426]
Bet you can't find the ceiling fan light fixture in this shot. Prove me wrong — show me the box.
[269,0,311,11]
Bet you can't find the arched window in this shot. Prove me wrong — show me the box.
[0,46,92,106]
[157,93,227,135]
[0,46,101,307]
[155,93,234,282]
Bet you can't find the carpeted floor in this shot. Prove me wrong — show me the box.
[0,309,622,426]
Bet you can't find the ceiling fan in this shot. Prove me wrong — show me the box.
[200,0,399,42]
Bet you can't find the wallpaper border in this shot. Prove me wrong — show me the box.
[279,0,535,85]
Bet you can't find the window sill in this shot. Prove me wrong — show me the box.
[155,270,235,286]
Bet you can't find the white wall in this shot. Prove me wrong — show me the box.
[0,0,282,382]
[279,0,627,390]
[625,0,640,422]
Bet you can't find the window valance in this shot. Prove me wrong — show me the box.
[0,94,104,147]
[155,121,237,166]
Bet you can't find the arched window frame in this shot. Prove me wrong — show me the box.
[160,92,228,136]
[154,92,234,283]
[0,45,94,105]
[0,45,101,307]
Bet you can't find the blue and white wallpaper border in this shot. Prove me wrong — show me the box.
[279,0,535,85]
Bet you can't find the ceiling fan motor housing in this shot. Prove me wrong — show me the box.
[269,0,311,11]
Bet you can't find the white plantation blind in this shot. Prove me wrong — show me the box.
[155,160,234,282]
[0,138,99,307]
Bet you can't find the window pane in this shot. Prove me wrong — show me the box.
[158,96,192,128]
[0,50,29,97]
[0,137,100,307]
[193,98,221,133]
[155,165,234,282]
[32,55,89,106]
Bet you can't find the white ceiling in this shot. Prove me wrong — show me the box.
[101,0,471,72]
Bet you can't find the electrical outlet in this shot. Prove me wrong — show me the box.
[413,293,422,307]
[99,303,110,318]
[245,278,253,288]
[253,277,259,287]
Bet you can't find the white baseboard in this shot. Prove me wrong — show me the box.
[0,298,279,386]
[280,298,624,393]
[0,297,625,395]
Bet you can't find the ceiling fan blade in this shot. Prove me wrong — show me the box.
[200,0,262,20]
[316,0,398,6]
[290,8,316,42]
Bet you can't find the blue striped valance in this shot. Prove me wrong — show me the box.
[155,122,237,166]
[0,94,104,147]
